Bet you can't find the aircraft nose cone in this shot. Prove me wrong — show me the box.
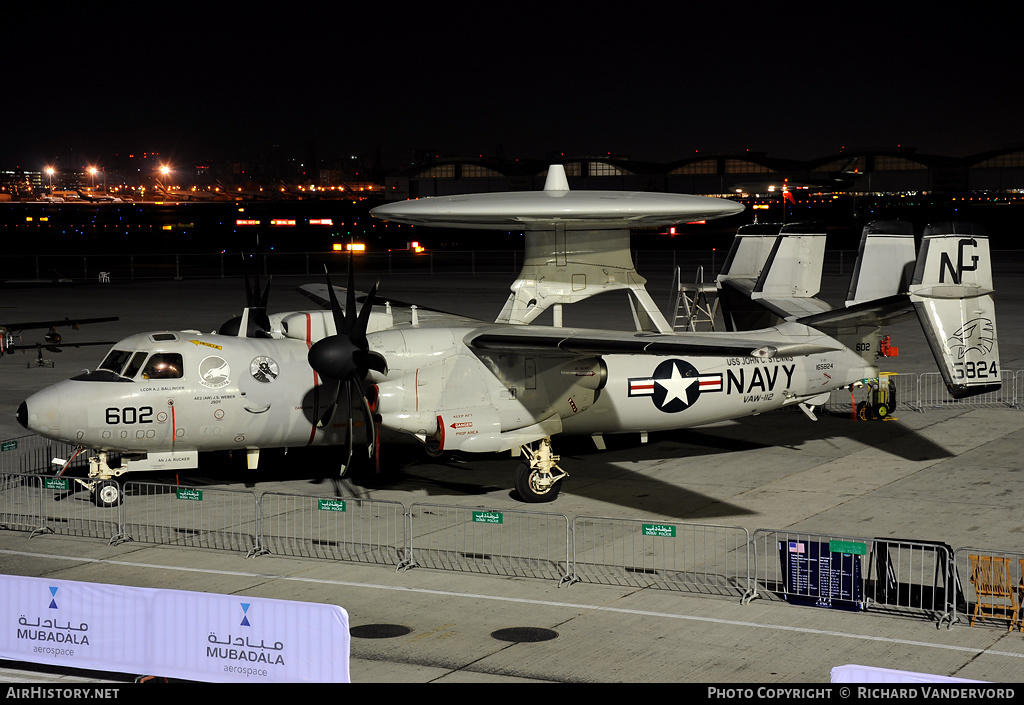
[16,401,28,429]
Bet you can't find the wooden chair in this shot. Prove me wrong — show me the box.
[968,554,1019,630]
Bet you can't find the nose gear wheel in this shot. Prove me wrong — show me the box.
[514,438,567,503]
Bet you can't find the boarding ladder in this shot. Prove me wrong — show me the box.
[669,265,719,332]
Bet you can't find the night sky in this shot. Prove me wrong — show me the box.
[5,5,1023,171]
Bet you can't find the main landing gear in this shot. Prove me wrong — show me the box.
[514,437,568,503]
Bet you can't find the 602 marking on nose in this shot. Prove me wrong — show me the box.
[104,406,155,424]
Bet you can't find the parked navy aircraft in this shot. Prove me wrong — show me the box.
[1,316,119,357]
[16,167,999,507]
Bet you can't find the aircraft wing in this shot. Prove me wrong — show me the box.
[466,326,843,358]
[296,284,484,326]
[1,316,119,333]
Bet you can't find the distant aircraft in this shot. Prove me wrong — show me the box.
[16,167,1000,508]
[153,181,223,201]
[731,156,862,196]
[1,316,119,356]
[217,181,278,201]
[74,189,124,203]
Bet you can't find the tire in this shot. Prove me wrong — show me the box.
[513,461,562,503]
[93,479,122,508]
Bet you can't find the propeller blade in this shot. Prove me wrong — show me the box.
[354,349,388,376]
[352,281,379,350]
[343,253,357,335]
[322,266,346,337]
[337,382,354,478]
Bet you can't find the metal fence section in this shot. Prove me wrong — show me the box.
[29,475,121,541]
[116,482,260,555]
[257,492,407,566]
[0,472,120,540]
[823,372,922,416]
[918,371,1018,408]
[751,530,957,626]
[0,436,93,475]
[0,473,45,533]
[862,538,958,627]
[571,516,753,598]
[405,503,572,583]
[954,548,1024,631]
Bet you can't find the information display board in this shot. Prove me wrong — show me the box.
[778,540,864,611]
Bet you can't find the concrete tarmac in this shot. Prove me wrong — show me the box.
[1,261,1024,684]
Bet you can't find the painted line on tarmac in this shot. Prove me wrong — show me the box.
[4,548,1022,660]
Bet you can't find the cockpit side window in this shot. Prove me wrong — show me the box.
[122,352,149,379]
[98,350,132,374]
[142,353,183,379]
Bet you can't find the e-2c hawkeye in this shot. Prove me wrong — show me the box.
[16,166,999,506]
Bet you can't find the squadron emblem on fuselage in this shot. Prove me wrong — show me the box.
[199,356,231,389]
[628,359,723,413]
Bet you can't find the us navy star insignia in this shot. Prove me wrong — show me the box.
[628,359,723,413]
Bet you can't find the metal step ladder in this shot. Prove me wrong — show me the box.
[669,265,719,331]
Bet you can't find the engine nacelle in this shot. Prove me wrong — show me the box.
[369,327,607,451]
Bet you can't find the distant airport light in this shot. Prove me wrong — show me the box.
[236,219,260,226]
[270,219,296,226]
[309,219,333,225]
[332,243,343,251]
[346,243,366,252]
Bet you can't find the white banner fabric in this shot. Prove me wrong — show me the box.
[831,664,986,683]
[1,574,350,683]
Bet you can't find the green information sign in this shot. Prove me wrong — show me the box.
[1,440,17,452]
[318,499,347,512]
[44,478,69,491]
[642,524,677,538]
[829,540,867,555]
[176,488,202,501]
[473,511,503,525]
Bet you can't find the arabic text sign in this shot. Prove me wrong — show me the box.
[1,574,350,682]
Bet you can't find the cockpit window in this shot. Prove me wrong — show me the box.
[122,352,149,379]
[98,349,132,374]
[142,353,183,379]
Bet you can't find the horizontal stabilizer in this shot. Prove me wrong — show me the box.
[909,223,1000,399]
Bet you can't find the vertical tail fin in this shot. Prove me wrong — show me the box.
[909,222,1000,399]
[846,221,916,306]
[716,223,829,328]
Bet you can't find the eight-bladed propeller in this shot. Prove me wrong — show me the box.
[307,262,387,477]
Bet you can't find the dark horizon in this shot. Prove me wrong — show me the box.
[4,7,1022,172]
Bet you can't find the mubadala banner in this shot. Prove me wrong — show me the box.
[1,574,350,682]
